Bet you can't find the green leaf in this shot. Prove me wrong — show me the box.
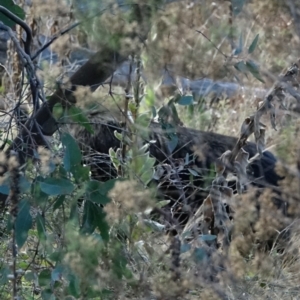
[168,100,182,125]
[33,179,49,204]
[36,213,47,242]
[158,105,169,121]
[68,274,81,298]
[151,106,157,118]
[246,60,265,83]
[53,195,66,211]
[111,245,131,279]
[177,95,193,106]
[39,269,52,287]
[199,234,217,242]
[15,200,33,248]
[19,175,31,193]
[0,175,30,196]
[41,288,56,300]
[145,87,155,107]
[101,178,121,195]
[155,200,171,208]
[193,247,208,262]
[143,219,165,232]
[0,265,10,285]
[81,201,110,241]
[49,251,63,263]
[24,270,36,282]
[234,32,243,55]
[40,178,75,195]
[85,180,110,204]
[67,106,94,134]
[0,0,25,28]
[61,133,82,173]
[52,103,64,120]
[85,179,119,204]
[72,165,90,183]
[94,207,110,242]
[80,193,110,238]
[51,265,64,282]
[132,152,156,185]
[231,0,246,16]
[180,243,191,254]
[161,122,178,153]
[140,168,154,185]
[81,200,97,234]
[234,61,248,73]
[188,168,199,177]
[167,134,178,154]
[0,182,9,195]
[109,148,120,169]
[248,34,259,54]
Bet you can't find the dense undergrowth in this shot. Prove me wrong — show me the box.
[0,0,300,299]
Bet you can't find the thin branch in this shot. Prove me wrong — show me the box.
[0,6,32,56]
[195,29,228,58]
[32,22,80,60]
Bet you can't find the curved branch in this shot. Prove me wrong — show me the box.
[0,5,32,57]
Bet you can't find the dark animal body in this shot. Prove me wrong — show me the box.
[69,112,283,227]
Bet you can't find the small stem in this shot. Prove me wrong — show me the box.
[120,56,133,176]
[133,56,142,121]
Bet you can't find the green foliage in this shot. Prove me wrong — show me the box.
[177,95,193,106]
[39,178,75,195]
[85,179,118,204]
[61,133,82,173]
[2,0,295,299]
[234,32,244,55]
[234,58,265,83]
[157,97,188,153]
[248,34,259,54]
[245,59,265,83]
[231,0,246,16]
[66,106,94,134]
[0,130,130,298]
[0,0,25,28]
[15,200,33,248]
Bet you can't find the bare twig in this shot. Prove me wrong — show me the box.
[195,29,228,58]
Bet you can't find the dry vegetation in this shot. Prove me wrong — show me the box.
[0,0,300,299]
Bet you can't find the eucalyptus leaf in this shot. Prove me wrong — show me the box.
[38,269,51,287]
[167,134,178,154]
[36,213,47,242]
[51,265,64,282]
[15,200,33,248]
[248,34,259,54]
[61,133,82,174]
[234,32,243,55]
[188,168,199,177]
[193,247,208,262]
[0,0,25,28]
[85,179,119,204]
[234,61,248,73]
[246,60,265,83]
[40,178,75,195]
[68,274,81,298]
